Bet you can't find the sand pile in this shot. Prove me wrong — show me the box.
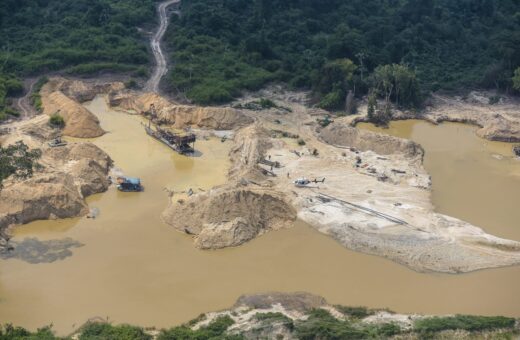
[109,92,173,114]
[319,123,423,158]
[0,143,112,230]
[41,85,105,138]
[159,105,253,130]
[44,143,112,196]
[228,124,272,181]
[162,187,296,249]
[110,92,254,130]
[0,174,88,229]
[45,77,125,103]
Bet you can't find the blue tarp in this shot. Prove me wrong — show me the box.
[123,177,141,185]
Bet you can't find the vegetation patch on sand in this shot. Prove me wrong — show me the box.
[5,293,516,339]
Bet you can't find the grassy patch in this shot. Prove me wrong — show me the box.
[0,324,59,340]
[158,315,242,340]
[30,76,49,113]
[78,322,151,340]
[414,315,516,334]
[49,113,65,128]
[295,309,402,340]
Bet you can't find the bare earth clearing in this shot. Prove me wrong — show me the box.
[2,78,519,274]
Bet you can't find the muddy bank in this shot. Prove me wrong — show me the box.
[358,120,520,243]
[188,292,519,339]
[5,291,519,339]
[319,123,424,159]
[0,117,112,239]
[190,89,520,273]
[110,91,253,130]
[40,79,105,138]
[348,91,520,144]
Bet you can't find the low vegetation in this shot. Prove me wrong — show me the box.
[78,322,151,340]
[29,77,49,113]
[0,308,518,339]
[157,315,241,340]
[414,315,517,334]
[0,74,22,121]
[234,98,292,113]
[49,113,65,128]
[0,141,42,189]
[295,309,401,339]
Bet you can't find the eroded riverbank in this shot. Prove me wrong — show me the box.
[358,120,520,241]
[1,96,520,334]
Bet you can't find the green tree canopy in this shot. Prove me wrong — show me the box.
[0,141,41,189]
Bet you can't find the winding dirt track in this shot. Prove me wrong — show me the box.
[145,0,180,93]
[15,78,37,119]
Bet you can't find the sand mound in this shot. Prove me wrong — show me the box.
[320,123,423,158]
[45,77,125,103]
[159,105,253,130]
[228,124,272,181]
[0,143,112,229]
[162,188,296,249]
[44,143,112,196]
[109,92,173,114]
[0,173,88,228]
[110,92,253,130]
[42,90,104,138]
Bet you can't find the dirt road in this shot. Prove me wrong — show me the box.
[15,78,37,119]
[145,0,179,93]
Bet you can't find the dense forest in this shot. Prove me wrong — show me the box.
[1,0,520,118]
[166,0,520,107]
[0,0,160,120]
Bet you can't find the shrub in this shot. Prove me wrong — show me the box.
[295,309,401,340]
[0,324,58,340]
[49,113,65,128]
[79,322,151,340]
[318,90,343,110]
[30,76,48,113]
[158,315,239,340]
[258,98,276,109]
[336,306,375,319]
[0,141,42,189]
[125,79,138,89]
[489,95,501,105]
[297,138,306,146]
[414,315,516,334]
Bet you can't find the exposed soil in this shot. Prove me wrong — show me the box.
[0,110,112,250]
[3,79,520,275]
[110,90,253,130]
[162,187,296,249]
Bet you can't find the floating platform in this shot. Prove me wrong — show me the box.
[117,176,143,192]
[144,124,196,155]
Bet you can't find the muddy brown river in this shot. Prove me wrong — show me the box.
[358,120,520,241]
[1,101,519,334]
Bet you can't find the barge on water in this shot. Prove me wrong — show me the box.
[117,177,143,192]
[144,123,196,155]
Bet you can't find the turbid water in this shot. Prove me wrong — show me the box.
[358,120,520,241]
[1,102,519,334]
